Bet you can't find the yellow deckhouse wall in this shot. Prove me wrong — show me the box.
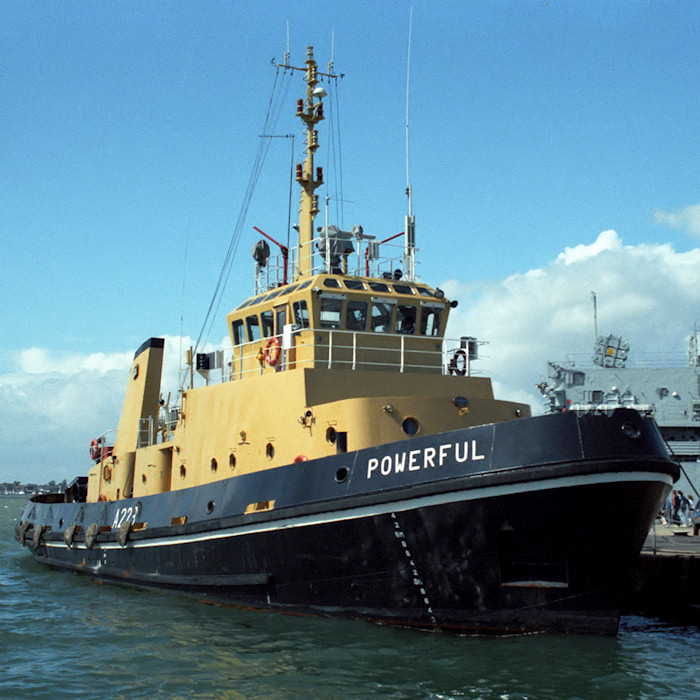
[169,366,529,491]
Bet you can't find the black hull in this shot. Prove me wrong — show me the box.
[17,409,678,634]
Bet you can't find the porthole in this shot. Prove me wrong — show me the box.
[211,458,218,472]
[326,427,337,444]
[266,443,275,459]
[180,465,187,479]
[335,467,349,483]
[229,453,236,470]
[402,417,420,435]
[206,501,215,514]
[622,422,641,439]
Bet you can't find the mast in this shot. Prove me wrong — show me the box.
[295,47,327,277]
[591,291,598,340]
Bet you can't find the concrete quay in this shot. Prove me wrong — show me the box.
[642,523,700,555]
[624,524,700,623]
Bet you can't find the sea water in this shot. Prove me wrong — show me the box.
[2,495,699,700]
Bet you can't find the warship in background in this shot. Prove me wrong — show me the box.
[539,319,700,496]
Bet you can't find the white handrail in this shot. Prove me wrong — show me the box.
[190,330,482,387]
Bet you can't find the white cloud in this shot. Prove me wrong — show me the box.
[16,347,133,375]
[0,365,128,484]
[557,229,622,264]
[0,334,225,484]
[445,230,700,413]
[654,203,700,238]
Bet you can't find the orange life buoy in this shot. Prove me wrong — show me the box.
[264,337,281,366]
[448,349,467,376]
[89,439,100,461]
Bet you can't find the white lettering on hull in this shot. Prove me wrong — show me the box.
[366,440,486,479]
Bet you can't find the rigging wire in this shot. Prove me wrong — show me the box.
[187,67,291,381]
[286,135,295,250]
[178,218,191,391]
[184,48,343,391]
[331,74,344,228]
[327,32,341,227]
[326,78,338,226]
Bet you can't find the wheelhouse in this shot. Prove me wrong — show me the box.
[223,273,455,379]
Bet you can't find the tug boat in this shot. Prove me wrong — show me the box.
[16,47,678,634]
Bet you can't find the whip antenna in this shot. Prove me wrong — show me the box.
[403,6,416,281]
[405,8,412,196]
[285,20,290,65]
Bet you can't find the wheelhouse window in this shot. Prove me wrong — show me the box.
[396,305,417,334]
[347,300,368,331]
[320,296,343,329]
[420,307,441,337]
[246,315,261,341]
[344,279,366,290]
[266,287,286,300]
[231,319,245,345]
[261,310,274,337]
[275,306,286,335]
[369,281,390,292]
[293,299,310,329]
[371,301,394,333]
[235,297,256,311]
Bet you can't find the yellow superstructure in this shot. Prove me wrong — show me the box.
[86,47,530,503]
[87,272,528,501]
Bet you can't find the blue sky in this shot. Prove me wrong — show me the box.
[2,1,700,483]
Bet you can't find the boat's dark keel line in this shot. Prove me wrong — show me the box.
[19,410,676,634]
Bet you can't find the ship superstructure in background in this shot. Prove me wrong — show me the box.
[540,325,699,493]
[16,47,679,635]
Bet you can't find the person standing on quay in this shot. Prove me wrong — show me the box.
[671,490,680,525]
[687,494,695,526]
